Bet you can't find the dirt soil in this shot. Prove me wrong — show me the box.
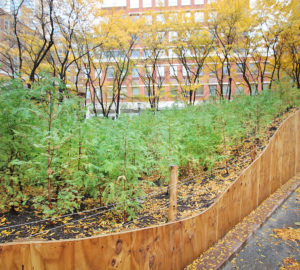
[0,107,298,243]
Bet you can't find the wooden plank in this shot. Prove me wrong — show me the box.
[180,218,198,267]
[168,165,178,222]
[240,160,259,219]
[269,133,280,193]
[288,115,296,180]
[281,117,292,183]
[0,243,31,270]
[281,123,290,184]
[130,226,161,269]
[200,203,218,250]
[296,111,300,173]
[30,241,75,270]
[258,146,271,205]
[217,180,241,240]
[276,123,284,186]
[172,220,184,269]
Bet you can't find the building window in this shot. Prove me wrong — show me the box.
[144,15,152,24]
[209,68,215,75]
[157,49,166,58]
[181,0,191,5]
[107,67,114,79]
[107,87,113,98]
[156,0,165,7]
[104,51,111,59]
[170,66,177,77]
[132,87,140,96]
[86,89,91,99]
[168,0,177,6]
[157,31,165,41]
[131,49,140,58]
[130,14,140,21]
[114,50,124,58]
[194,12,204,23]
[182,66,190,77]
[157,66,165,77]
[146,66,152,76]
[132,68,139,78]
[169,31,177,42]
[145,88,150,97]
[143,0,152,7]
[236,63,243,74]
[208,11,217,22]
[120,86,127,99]
[95,68,102,77]
[223,85,230,95]
[263,82,270,90]
[169,48,177,58]
[183,48,192,57]
[249,63,258,74]
[194,0,204,4]
[95,88,100,97]
[236,85,244,95]
[4,19,9,31]
[170,86,178,96]
[169,13,178,21]
[195,86,204,96]
[184,12,191,18]
[144,49,152,58]
[130,0,139,8]
[156,14,165,23]
[209,85,217,96]
[222,66,229,75]
[251,84,258,95]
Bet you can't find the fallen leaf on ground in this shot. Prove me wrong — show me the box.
[280,257,300,270]
[273,228,300,243]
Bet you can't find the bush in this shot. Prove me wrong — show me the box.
[0,77,299,217]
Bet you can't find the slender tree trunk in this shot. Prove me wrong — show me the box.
[47,93,53,210]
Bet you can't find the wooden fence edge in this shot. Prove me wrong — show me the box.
[0,109,299,270]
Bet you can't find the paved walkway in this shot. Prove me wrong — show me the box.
[186,175,300,270]
[223,189,300,270]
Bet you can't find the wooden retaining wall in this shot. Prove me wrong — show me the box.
[0,110,299,270]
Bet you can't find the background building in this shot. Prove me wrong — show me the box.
[89,0,261,115]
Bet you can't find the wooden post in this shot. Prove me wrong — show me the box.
[250,144,256,162]
[168,165,178,222]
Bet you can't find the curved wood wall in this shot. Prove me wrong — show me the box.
[0,110,299,270]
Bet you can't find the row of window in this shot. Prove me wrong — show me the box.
[131,11,205,23]
[130,0,213,9]
[103,50,267,74]
[86,83,244,99]
[101,64,260,79]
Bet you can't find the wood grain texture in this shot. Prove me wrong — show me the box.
[270,133,280,194]
[288,116,296,179]
[0,110,299,270]
[295,111,300,173]
[258,146,271,205]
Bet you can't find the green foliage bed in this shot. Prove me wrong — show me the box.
[0,77,299,217]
